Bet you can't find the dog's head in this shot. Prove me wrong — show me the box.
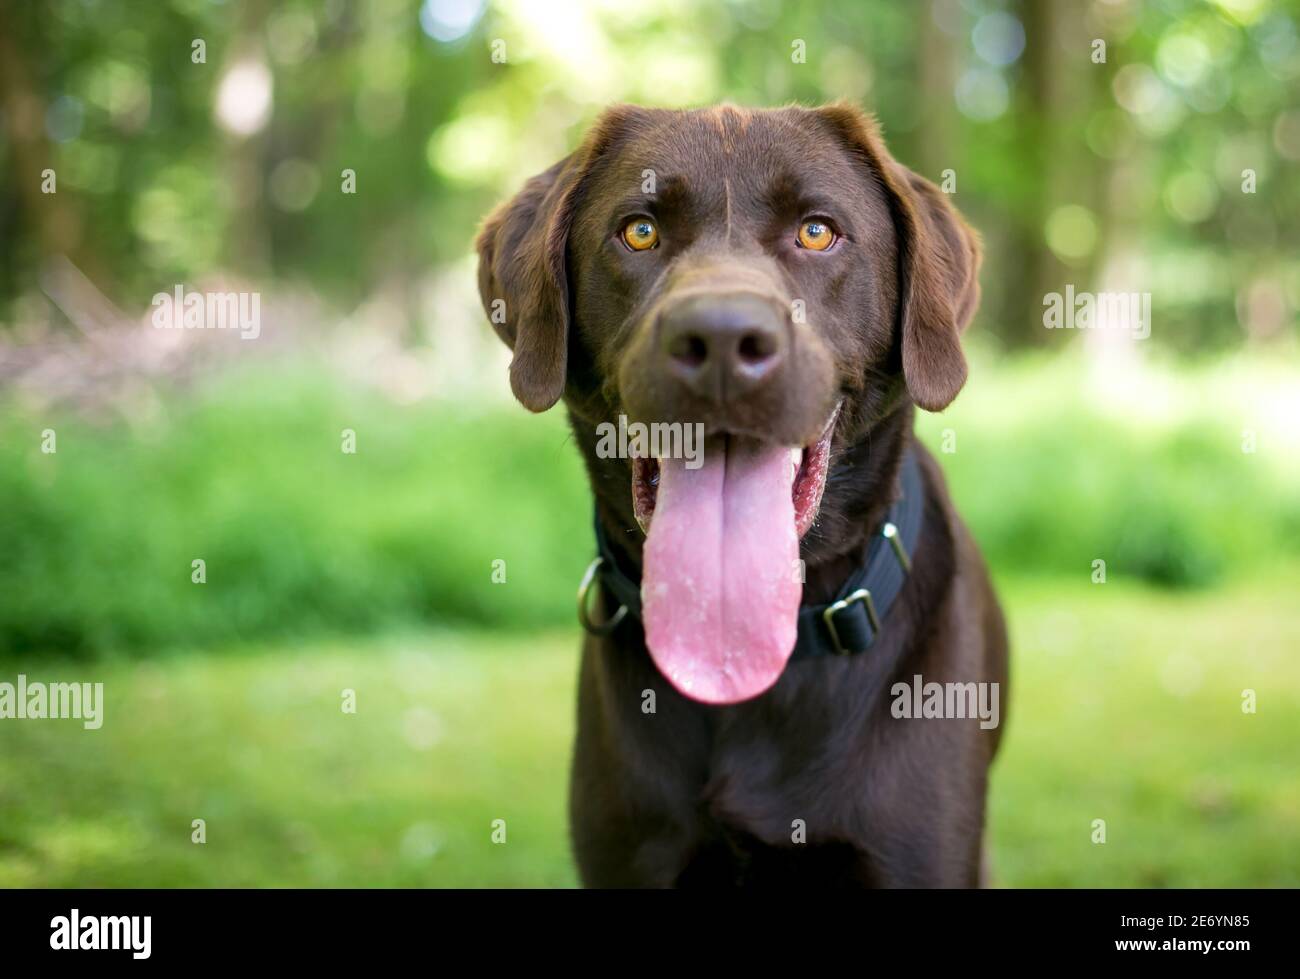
[477,103,981,704]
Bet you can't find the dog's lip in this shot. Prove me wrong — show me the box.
[631,401,842,537]
[792,401,841,538]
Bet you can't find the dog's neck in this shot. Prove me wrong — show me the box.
[568,401,916,608]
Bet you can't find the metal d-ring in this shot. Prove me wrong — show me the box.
[577,556,628,636]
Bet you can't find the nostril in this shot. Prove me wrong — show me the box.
[659,294,785,393]
[736,331,778,366]
[668,332,709,369]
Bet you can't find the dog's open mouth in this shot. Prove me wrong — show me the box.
[631,405,839,540]
[631,403,841,706]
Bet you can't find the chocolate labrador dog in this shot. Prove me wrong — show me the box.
[476,103,1008,887]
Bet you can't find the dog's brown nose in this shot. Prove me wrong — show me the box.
[658,293,787,401]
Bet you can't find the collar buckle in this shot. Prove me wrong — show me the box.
[822,588,881,656]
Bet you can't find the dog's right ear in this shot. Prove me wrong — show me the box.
[475,106,641,412]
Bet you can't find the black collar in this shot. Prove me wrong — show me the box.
[583,447,925,659]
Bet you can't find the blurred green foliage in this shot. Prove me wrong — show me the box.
[1,0,1298,891]
[917,348,1300,586]
[0,362,591,656]
[2,350,1297,657]
[2,0,1298,349]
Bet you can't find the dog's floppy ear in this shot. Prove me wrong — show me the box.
[817,103,982,412]
[475,106,640,412]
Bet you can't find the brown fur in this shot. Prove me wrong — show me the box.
[476,103,1008,887]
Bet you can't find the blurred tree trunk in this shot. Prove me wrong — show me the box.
[1009,0,1109,347]
[0,1,112,309]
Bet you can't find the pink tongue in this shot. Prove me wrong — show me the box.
[641,439,801,704]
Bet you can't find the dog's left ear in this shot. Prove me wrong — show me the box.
[475,105,643,412]
[817,103,982,412]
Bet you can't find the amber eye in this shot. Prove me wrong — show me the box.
[622,218,660,251]
[797,219,835,251]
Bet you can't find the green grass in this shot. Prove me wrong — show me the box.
[0,630,578,888]
[988,573,1300,887]
[2,573,1297,888]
